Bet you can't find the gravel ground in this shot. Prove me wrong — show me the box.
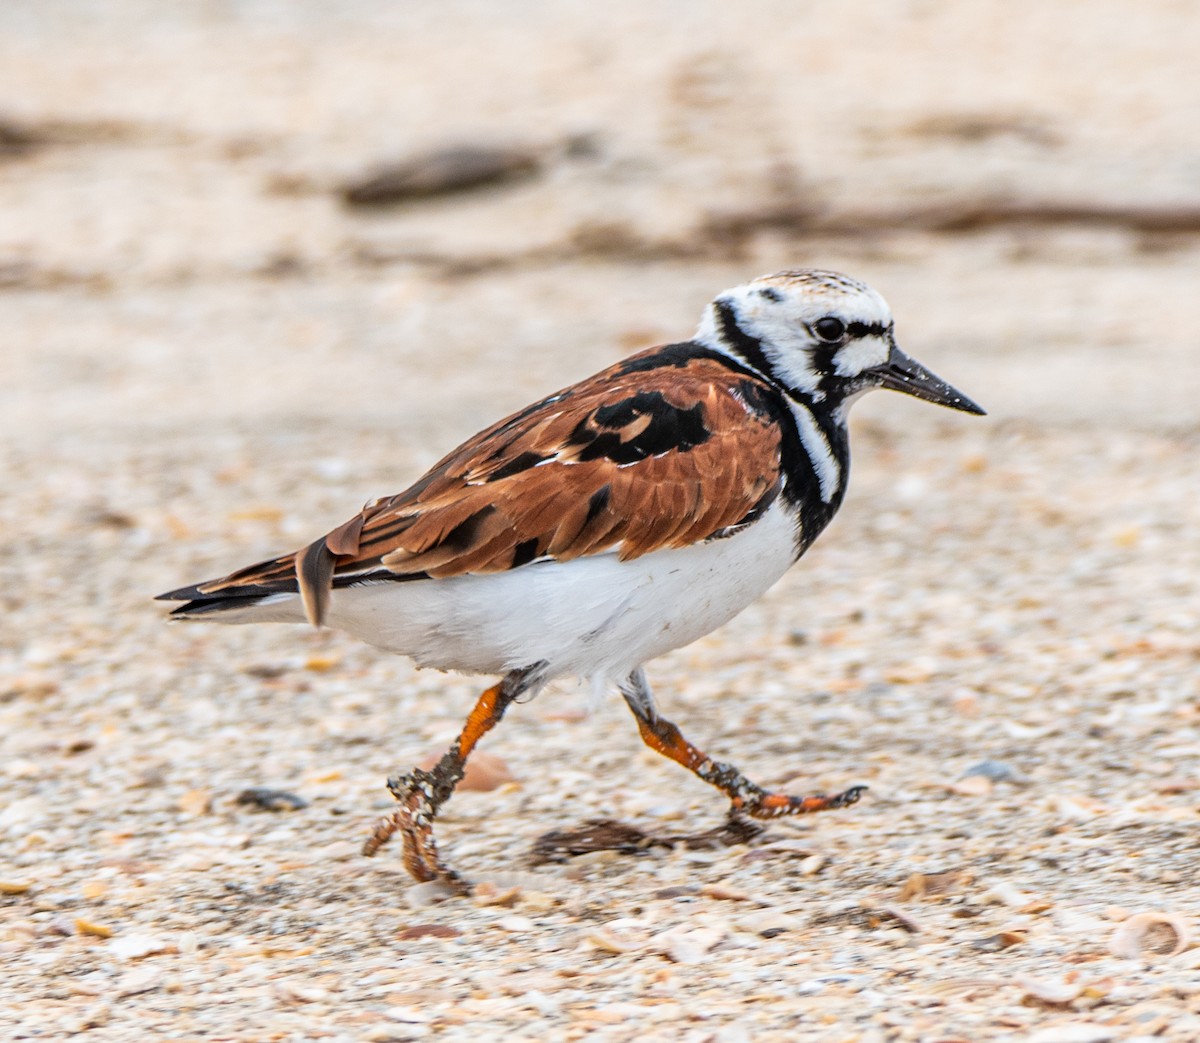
[2,2,1199,1040]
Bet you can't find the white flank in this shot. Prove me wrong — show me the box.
[204,501,800,688]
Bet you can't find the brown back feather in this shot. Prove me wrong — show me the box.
[190,347,785,614]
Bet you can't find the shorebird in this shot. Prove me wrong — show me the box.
[159,268,984,889]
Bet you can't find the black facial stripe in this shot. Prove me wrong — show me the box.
[735,378,850,555]
[713,299,775,380]
[846,321,888,339]
[806,350,838,381]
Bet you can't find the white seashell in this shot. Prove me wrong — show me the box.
[1109,911,1191,959]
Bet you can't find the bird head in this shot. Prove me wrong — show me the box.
[699,268,985,417]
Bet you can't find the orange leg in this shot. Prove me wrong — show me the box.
[619,669,866,820]
[363,663,544,888]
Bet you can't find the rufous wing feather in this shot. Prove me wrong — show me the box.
[165,346,787,617]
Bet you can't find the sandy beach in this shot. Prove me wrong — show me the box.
[2,2,1199,1039]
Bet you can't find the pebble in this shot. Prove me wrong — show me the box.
[657,925,725,964]
[74,918,114,939]
[799,854,827,876]
[949,774,993,797]
[108,933,171,960]
[176,788,213,816]
[734,910,803,936]
[116,967,164,997]
[1017,974,1085,1005]
[961,759,1026,783]
[585,920,649,954]
[235,787,309,812]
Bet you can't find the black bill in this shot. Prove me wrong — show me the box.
[871,347,985,415]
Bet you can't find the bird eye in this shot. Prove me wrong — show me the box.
[813,317,846,343]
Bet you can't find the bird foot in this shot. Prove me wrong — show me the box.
[733,783,868,819]
[361,770,470,892]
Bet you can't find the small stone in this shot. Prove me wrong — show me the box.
[874,905,925,934]
[45,916,76,936]
[235,787,309,812]
[405,880,456,909]
[116,966,163,997]
[72,1004,111,1032]
[177,788,213,816]
[962,759,1026,783]
[898,869,972,901]
[274,981,329,1004]
[384,1005,432,1023]
[658,925,724,965]
[1047,794,1108,820]
[983,881,1032,908]
[75,918,114,939]
[519,890,557,913]
[304,654,340,672]
[108,932,171,959]
[799,854,827,876]
[973,930,1026,951]
[585,921,648,954]
[735,910,803,937]
[472,881,523,907]
[948,774,993,797]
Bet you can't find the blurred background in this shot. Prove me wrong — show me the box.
[3,0,1199,448]
[2,4,1199,1036]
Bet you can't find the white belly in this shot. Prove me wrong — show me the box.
[325,501,800,682]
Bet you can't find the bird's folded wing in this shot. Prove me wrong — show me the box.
[164,348,785,627]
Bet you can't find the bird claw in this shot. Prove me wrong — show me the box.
[361,770,470,892]
[734,783,868,819]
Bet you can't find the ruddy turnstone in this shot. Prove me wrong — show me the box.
[159,268,983,889]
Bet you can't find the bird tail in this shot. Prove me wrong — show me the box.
[155,551,305,623]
